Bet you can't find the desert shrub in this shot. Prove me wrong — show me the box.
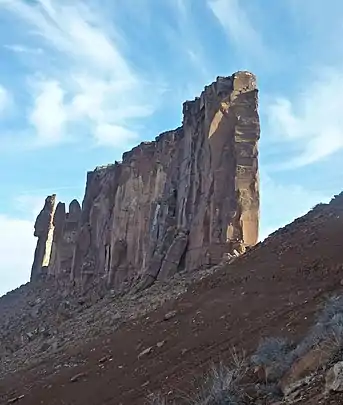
[256,382,283,400]
[229,347,247,374]
[328,313,343,345]
[148,393,174,405]
[148,360,247,405]
[251,337,291,367]
[317,296,343,324]
[250,296,343,384]
[316,296,343,344]
[190,363,242,405]
[293,295,343,360]
[251,337,294,381]
[148,296,343,405]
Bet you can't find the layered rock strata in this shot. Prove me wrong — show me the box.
[30,71,260,290]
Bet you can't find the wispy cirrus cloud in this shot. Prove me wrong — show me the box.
[28,79,67,145]
[0,0,161,149]
[170,0,210,79]
[0,84,11,114]
[207,0,270,61]
[267,69,343,169]
[263,0,343,169]
[207,0,343,169]
[4,44,44,54]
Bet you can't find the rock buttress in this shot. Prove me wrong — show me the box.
[33,71,260,290]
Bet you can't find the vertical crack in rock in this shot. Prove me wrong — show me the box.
[30,71,260,291]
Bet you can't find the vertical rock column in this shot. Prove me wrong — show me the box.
[30,194,56,281]
[231,72,259,247]
[48,202,66,277]
[48,200,81,278]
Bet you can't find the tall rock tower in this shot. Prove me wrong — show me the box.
[30,194,56,281]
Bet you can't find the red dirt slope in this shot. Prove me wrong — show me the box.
[1,194,343,404]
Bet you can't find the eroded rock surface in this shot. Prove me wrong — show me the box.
[30,71,260,290]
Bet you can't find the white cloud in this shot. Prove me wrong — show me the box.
[0,84,11,114]
[207,0,268,59]
[4,44,43,54]
[0,215,35,297]
[0,0,158,148]
[267,68,343,168]
[29,79,67,144]
[94,124,139,148]
[68,73,155,123]
[15,194,46,219]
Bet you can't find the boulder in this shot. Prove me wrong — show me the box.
[325,361,343,393]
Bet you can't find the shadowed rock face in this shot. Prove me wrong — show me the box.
[48,200,81,279]
[30,71,260,290]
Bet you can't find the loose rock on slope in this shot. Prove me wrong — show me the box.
[2,192,343,404]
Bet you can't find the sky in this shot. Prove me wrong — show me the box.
[1,0,343,296]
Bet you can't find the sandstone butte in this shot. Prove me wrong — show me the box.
[30,71,260,293]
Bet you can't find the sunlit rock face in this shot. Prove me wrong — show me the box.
[31,71,260,291]
[31,194,56,282]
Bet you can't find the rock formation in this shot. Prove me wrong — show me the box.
[48,200,82,279]
[30,194,56,281]
[30,71,260,291]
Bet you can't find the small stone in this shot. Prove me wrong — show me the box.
[156,340,165,348]
[7,396,24,404]
[325,361,343,392]
[26,332,34,340]
[164,310,177,321]
[138,346,153,359]
[70,372,87,383]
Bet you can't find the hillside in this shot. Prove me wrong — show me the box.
[1,193,343,404]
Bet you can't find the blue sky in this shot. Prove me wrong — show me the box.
[1,0,343,296]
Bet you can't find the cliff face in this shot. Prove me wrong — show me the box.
[31,71,260,291]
